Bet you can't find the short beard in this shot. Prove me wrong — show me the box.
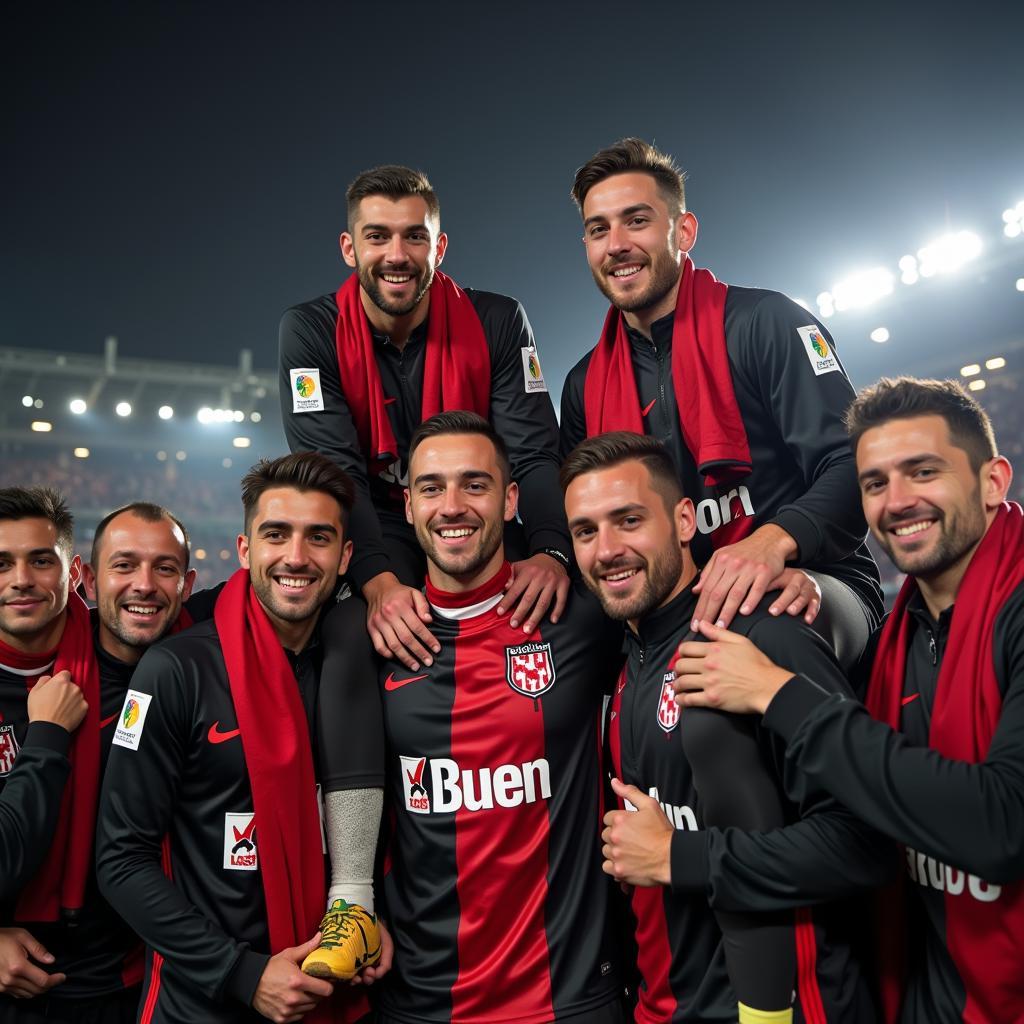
[249,575,330,624]
[357,259,433,318]
[592,252,680,314]
[586,543,683,622]
[417,519,504,584]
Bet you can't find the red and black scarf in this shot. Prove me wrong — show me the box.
[583,256,753,546]
[866,501,1024,1022]
[334,270,491,470]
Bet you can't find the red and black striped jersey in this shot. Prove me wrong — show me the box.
[611,583,888,1023]
[380,574,624,1023]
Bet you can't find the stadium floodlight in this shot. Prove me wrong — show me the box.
[69,398,87,415]
[21,395,33,407]
[31,421,52,432]
[222,457,233,468]
[961,364,981,376]
[156,450,168,461]
[175,450,187,461]
[197,406,214,424]
[158,405,174,420]
[1017,278,1024,292]
[1002,203,1024,238]
[916,231,982,277]
[74,447,90,458]
[34,399,43,409]
[233,410,244,423]
[870,327,890,343]
[898,255,919,285]
[985,357,1006,370]
[250,411,262,423]
[968,379,986,392]
[115,401,132,417]
[195,548,207,561]
[233,436,251,448]
[815,291,835,318]
[1006,223,1022,239]
[830,268,894,312]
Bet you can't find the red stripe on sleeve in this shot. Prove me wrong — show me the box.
[795,908,826,1024]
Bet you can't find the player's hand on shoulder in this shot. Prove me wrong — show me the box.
[0,927,66,998]
[362,571,439,672]
[26,671,87,734]
[766,567,821,623]
[691,524,797,629]
[498,552,570,632]
[252,934,334,1024]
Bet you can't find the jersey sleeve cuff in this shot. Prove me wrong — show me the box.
[23,720,73,757]
[762,673,834,743]
[526,528,573,561]
[766,508,819,564]
[669,830,710,894]
[223,948,271,1007]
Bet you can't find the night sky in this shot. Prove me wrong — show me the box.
[7,1,1023,401]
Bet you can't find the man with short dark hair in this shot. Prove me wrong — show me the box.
[0,492,194,1022]
[280,164,572,672]
[96,453,379,1024]
[560,138,883,669]
[562,432,891,1024]
[674,377,1024,1022]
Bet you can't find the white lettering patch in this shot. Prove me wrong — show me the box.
[224,812,258,870]
[796,325,840,376]
[0,724,21,776]
[112,690,153,751]
[521,348,548,393]
[290,368,325,412]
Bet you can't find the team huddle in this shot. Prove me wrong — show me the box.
[1,139,1021,1024]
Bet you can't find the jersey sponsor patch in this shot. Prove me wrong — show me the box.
[506,641,556,698]
[401,755,431,814]
[290,368,325,412]
[657,672,679,733]
[399,754,552,814]
[520,347,548,393]
[112,690,153,751]
[224,812,258,870]
[796,325,840,376]
[0,724,20,776]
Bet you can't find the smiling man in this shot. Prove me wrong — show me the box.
[280,164,571,673]
[674,378,1024,1022]
[560,138,882,671]
[0,493,195,1024]
[96,454,377,1024]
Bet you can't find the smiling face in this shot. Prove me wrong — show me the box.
[565,459,696,627]
[238,487,352,648]
[83,511,195,664]
[340,194,447,320]
[856,414,1010,593]
[581,172,697,322]
[405,432,517,592]
[0,517,79,653]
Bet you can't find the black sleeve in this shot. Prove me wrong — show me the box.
[183,581,226,624]
[731,293,868,566]
[318,597,386,792]
[762,593,1024,884]
[558,354,590,460]
[0,722,71,901]
[95,646,269,1006]
[279,304,391,590]
[481,296,570,558]
[670,612,898,911]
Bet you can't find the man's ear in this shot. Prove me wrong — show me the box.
[69,554,83,592]
[182,568,197,602]
[674,497,696,545]
[340,231,357,269]
[504,481,520,523]
[982,455,1013,510]
[236,533,250,570]
[675,211,698,256]
[434,232,448,267]
[81,561,97,601]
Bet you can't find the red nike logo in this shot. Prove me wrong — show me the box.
[384,671,428,691]
[641,398,657,417]
[208,722,241,744]
[901,693,920,706]
[383,396,397,406]
[100,713,118,729]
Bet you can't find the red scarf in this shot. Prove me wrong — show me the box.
[866,502,1024,1022]
[334,270,491,469]
[582,257,753,546]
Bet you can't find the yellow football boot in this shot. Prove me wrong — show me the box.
[301,900,381,981]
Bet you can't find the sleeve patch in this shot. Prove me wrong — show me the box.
[521,348,548,394]
[796,326,840,376]
[290,368,325,412]
[112,690,154,751]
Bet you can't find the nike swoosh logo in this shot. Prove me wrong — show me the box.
[385,671,428,691]
[100,713,118,729]
[901,693,920,706]
[208,722,241,744]
[641,398,657,417]
[383,396,397,406]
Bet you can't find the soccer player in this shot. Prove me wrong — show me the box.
[0,493,194,1023]
[562,433,892,1023]
[280,164,572,672]
[560,138,882,667]
[354,410,625,1023]
[673,378,1024,1022]
[96,454,381,1024]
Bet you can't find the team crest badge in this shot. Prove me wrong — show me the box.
[506,641,556,699]
[0,724,20,776]
[657,672,680,733]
